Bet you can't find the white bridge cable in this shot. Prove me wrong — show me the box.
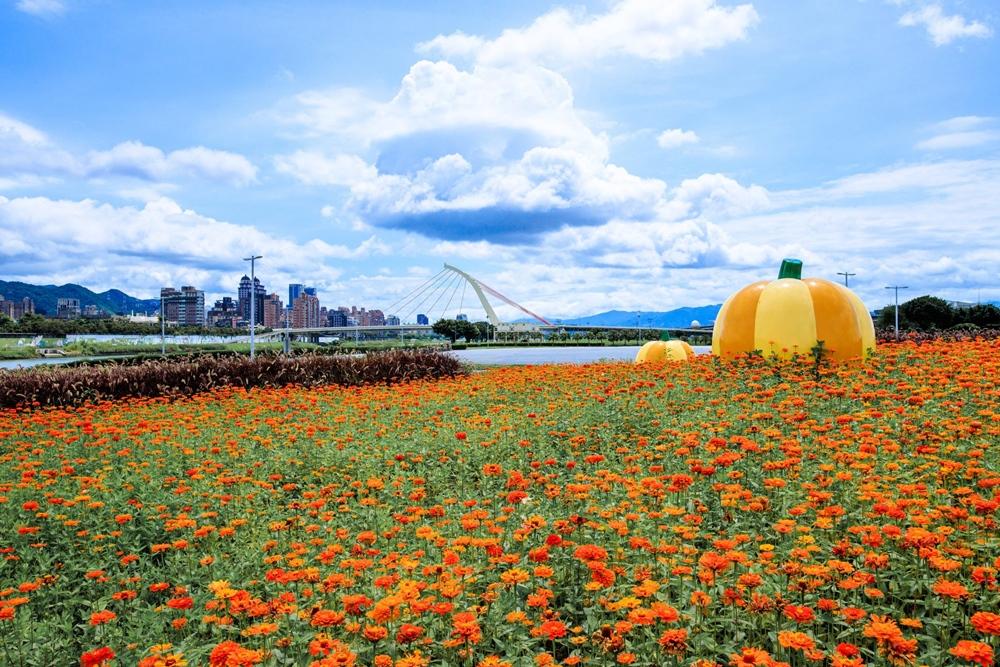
[384,268,448,319]
[399,271,461,324]
[394,271,455,323]
[441,272,464,320]
[423,272,464,323]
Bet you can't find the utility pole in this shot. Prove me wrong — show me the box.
[160,293,167,356]
[837,271,856,287]
[283,305,291,355]
[884,285,909,342]
[160,293,179,355]
[243,255,263,359]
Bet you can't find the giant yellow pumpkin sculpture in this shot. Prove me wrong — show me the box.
[712,259,875,361]
[636,334,695,363]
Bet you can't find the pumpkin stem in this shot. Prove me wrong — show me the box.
[659,330,671,341]
[778,258,803,280]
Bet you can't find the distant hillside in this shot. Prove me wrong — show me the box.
[522,305,722,328]
[0,280,160,316]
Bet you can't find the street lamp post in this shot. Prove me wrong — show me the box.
[160,294,167,355]
[837,271,856,287]
[243,255,263,359]
[283,305,291,355]
[884,285,909,342]
[159,293,182,356]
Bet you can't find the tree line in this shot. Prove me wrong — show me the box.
[0,313,245,337]
[876,296,1000,331]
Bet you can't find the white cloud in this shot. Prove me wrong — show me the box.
[657,128,700,149]
[15,0,65,17]
[0,195,388,299]
[87,141,258,186]
[416,0,759,68]
[278,60,605,157]
[917,130,1000,150]
[0,114,257,190]
[898,3,992,46]
[274,152,377,186]
[916,116,999,151]
[0,113,79,184]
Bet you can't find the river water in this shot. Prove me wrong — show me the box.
[0,345,713,370]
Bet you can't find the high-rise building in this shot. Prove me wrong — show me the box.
[292,294,321,328]
[207,297,239,328]
[238,275,265,325]
[304,286,317,297]
[178,286,205,326]
[262,293,283,328]
[367,309,385,326]
[416,313,429,325]
[386,315,400,326]
[56,298,81,319]
[161,286,205,326]
[0,295,34,321]
[328,309,348,327]
[160,288,180,322]
[456,313,468,322]
[288,283,304,307]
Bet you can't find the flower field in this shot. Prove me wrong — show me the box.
[1,341,998,667]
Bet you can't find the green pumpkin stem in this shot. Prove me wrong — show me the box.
[778,258,803,280]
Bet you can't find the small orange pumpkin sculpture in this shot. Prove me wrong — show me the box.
[635,334,695,363]
[712,258,875,361]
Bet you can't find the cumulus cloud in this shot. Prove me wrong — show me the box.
[898,3,992,46]
[87,141,258,186]
[0,114,257,190]
[274,152,377,186]
[657,128,700,149]
[0,112,78,185]
[416,0,759,68]
[0,195,388,298]
[15,0,65,17]
[276,59,771,246]
[278,61,604,157]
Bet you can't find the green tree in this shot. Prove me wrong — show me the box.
[876,305,910,331]
[958,304,1000,327]
[900,295,954,330]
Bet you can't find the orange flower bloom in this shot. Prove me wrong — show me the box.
[658,629,688,656]
[950,640,994,667]
[89,610,116,626]
[932,579,970,600]
[971,611,1000,635]
[777,630,815,651]
[208,641,263,667]
[81,647,116,667]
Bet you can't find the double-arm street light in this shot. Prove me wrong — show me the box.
[159,293,185,356]
[837,271,856,287]
[243,254,263,359]
[884,285,909,342]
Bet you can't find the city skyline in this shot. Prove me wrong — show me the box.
[1,1,998,317]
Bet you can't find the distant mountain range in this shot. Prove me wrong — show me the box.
[0,280,160,316]
[522,305,723,328]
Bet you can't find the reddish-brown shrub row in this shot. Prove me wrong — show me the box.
[0,349,464,408]
[876,327,1000,344]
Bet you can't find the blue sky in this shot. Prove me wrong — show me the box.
[1,0,998,319]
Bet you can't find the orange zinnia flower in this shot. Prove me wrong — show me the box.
[950,640,994,667]
[971,611,1000,635]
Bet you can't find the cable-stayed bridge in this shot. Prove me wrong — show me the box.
[256,263,710,343]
